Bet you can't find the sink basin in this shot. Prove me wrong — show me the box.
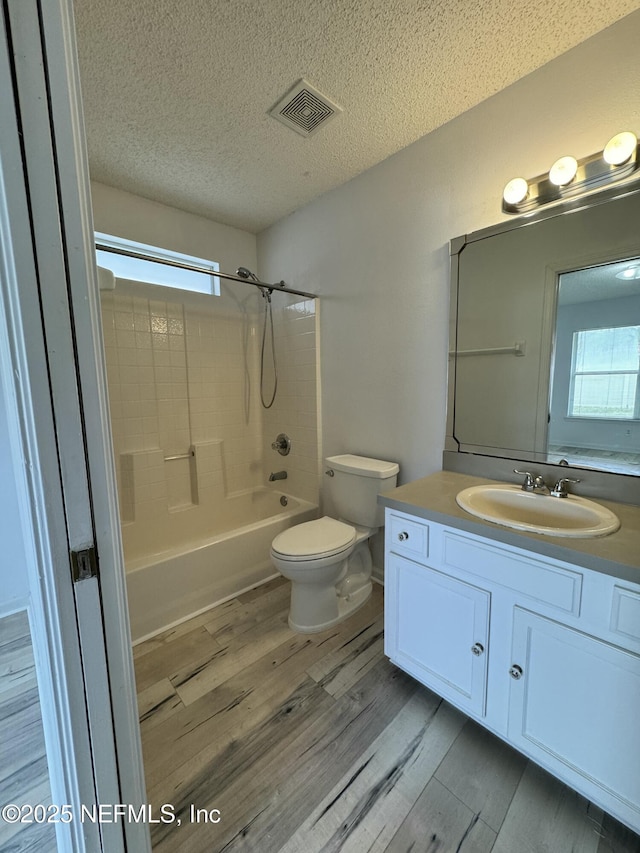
[455,484,620,538]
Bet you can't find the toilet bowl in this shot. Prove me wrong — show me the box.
[270,454,399,633]
[271,517,373,632]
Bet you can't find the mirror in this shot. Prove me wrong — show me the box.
[450,185,640,477]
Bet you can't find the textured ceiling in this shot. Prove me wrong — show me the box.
[559,259,640,304]
[73,0,640,234]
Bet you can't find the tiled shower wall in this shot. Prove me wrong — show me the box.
[262,297,321,502]
[100,279,319,558]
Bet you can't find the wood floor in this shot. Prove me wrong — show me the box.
[134,578,640,853]
[0,610,55,852]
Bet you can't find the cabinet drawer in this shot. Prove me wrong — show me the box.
[388,513,429,561]
[442,531,582,615]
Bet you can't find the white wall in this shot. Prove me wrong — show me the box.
[91,181,258,277]
[257,12,640,488]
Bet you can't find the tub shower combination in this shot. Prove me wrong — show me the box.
[125,489,317,640]
[99,257,319,641]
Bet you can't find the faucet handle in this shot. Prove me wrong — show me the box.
[513,469,534,490]
[514,469,547,492]
[271,433,291,456]
[550,477,580,498]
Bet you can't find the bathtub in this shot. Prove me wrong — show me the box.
[125,490,318,642]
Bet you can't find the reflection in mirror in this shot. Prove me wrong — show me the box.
[450,185,640,477]
[548,259,640,474]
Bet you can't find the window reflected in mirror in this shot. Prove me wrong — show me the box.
[548,259,640,475]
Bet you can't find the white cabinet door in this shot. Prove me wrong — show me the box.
[385,554,490,717]
[508,607,640,833]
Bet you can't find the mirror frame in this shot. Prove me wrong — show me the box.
[445,179,640,503]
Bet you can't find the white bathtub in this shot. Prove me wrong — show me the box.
[125,490,317,642]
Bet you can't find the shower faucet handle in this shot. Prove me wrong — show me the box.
[271,433,291,456]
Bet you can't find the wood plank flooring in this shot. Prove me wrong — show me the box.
[0,610,55,852]
[135,578,640,853]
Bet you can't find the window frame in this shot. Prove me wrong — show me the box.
[567,324,640,421]
[95,232,220,295]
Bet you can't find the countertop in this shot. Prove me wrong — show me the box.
[379,471,640,585]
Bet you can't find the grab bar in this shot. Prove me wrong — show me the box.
[449,341,526,358]
[164,451,194,461]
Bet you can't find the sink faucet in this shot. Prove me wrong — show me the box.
[269,470,287,481]
[513,469,547,492]
[550,476,580,498]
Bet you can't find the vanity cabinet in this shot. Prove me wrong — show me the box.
[384,507,640,834]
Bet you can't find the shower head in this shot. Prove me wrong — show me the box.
[236,266,261,283]
[236,265,272,301]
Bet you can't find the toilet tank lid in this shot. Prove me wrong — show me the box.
[325,454,399,479]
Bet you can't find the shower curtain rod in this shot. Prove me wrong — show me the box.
[95,242,318,299]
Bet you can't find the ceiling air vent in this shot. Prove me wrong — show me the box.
[268,79,342,137]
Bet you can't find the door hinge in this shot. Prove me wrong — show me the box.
[71,546,98,582]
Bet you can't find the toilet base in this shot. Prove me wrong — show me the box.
[288,580,372,634]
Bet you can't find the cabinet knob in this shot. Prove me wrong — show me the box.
[509,664,524,680]
[397,532,409,542]
[471,642,485,657]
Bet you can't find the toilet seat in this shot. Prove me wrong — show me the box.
[271,516,356,562]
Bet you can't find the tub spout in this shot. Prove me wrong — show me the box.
[269,470,287,481]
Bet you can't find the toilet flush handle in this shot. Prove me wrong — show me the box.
[325,468,335,477]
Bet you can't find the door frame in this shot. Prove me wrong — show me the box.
[1,2,149,850]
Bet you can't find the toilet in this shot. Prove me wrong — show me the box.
[270,454,399,632]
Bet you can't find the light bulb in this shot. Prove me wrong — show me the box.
[549,156,578,186]
[603,131,637,166]
[615,264,640,280]
[503,177,529,205]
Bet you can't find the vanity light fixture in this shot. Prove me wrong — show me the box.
[502,131,639,214]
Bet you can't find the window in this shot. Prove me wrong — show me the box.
[568,325,640,419]
[95,233,220,295]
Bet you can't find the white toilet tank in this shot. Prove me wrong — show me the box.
[325,454,399,528]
